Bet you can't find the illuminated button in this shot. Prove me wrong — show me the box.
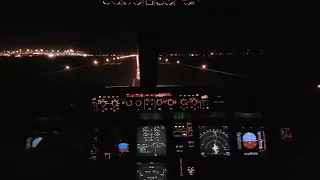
[145,0,154,5]
[104,153,111,159]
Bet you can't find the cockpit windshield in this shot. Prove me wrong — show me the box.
[0,1,315,96]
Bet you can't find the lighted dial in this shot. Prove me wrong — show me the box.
[133,0,143,5]
[111,99,119,107]
[182,0,197,5]
[167,99,174,106]
[165,0,175,5]
[101,0,112,5]
[156,0,165,5]
[191,98,198,106]
[126,100,133,106]
[199,126,230,156]
[180,98,188,106]
[156,99,163,106]
[136,100,142,106]
[123,0,132,5]
[101,102,106,106]
[242,132,257,149]
[112,0,121,5]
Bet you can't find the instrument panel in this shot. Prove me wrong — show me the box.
[100,0,200,6]
[25,88,298,179]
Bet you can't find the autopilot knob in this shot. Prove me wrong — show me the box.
[126,100,133,106]
[111,99,119,107]
[191,99,198,105]
[180,98,188,106]
[167,99,175,106]
[156,99,163,106]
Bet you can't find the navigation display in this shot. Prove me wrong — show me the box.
[137,125,167,156]
[236,127,267,156]
[137,162,167,180]
[199,126,230,156]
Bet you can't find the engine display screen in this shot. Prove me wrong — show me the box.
[137,125,167,156]
[199,126,230,156]
[236,127,267,156]
[137,162,167,180]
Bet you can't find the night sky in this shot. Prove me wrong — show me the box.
[0,1,312,53]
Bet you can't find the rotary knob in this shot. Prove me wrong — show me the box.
[156,99,163,106]
[180,98,188,106]
[133,0,143,5]
[135,100,142,106]
[165,0,175,5]
[101,0,112,5]
[112,0,121,5]
[126,100,133,106]
[123,0,131,5]
[167,99,174,106]
[156,0,165,5]
[111,99,119,107]
[191,98,198,105]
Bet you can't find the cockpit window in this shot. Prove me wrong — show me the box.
[157,32,309,88]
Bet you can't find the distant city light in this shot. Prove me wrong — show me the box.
[65,65,70,70]
[93,60,98,65]
[317,84,320,89]
[177,60,180,64]
[106,59,109,62]
[165,59,168,62]
[113,58,115,60]
[159,57,161,60]
[202,64,207,69]
[117,57,119,59]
